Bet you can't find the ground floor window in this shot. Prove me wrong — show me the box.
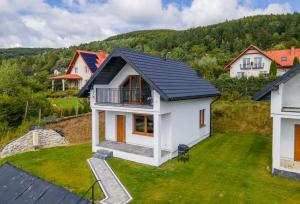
[199,109,205,128]
[133,114,153,136]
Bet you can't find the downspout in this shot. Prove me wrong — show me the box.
[210,96,220,137]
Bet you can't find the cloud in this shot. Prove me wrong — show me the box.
[0,0,292,48]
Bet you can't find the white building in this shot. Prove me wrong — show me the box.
[225,45,300,78]
[225,45,273,78]
[79,47,220,166]
[49,50,108,91]
[254,64,300,179]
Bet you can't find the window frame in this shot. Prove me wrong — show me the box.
[242,58,251,68]
[281,56,288,62]
[133,114,154,137]
[199,109,206,128]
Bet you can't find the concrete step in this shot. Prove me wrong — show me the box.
[94,149,113,160]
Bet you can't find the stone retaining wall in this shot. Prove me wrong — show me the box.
[0,129,68,158]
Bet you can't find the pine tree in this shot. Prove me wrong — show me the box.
[269,60,277,77]
[293,57,299,66]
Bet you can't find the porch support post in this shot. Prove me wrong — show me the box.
[51,80,54,92]
[62,79,65,91]
[272,115,281,173]
[154,113,162,166]
[92,109,99,152]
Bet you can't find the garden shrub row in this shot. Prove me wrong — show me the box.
[212,76,276,101]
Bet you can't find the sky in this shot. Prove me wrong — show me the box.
[0,0,298,48]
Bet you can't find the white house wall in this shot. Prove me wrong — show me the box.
[160,98,211,151]
[280,118,300,160]
[70,55,92,88]
[104,111,171,150]
[282,73,300,108]
[229,50,272,78]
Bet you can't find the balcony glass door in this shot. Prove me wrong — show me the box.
[122,75,141,104]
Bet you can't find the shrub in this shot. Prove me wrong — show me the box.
[269,60,277,76]
[78,106,83,114]
[70,107,76,116]
[293,56,299,66]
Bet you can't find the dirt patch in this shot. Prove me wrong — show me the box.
[45,112,105,144]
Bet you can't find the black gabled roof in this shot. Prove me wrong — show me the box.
[78,47,220,100]
[0,163,90,204]
[253,64,300,101]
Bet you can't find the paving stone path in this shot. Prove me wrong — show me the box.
[88,158,132,204]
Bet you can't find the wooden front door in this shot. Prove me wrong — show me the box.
[116,115,125,143]
[294,124,300,161]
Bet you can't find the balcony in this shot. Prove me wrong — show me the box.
[240,63,264,70]
[252,63,265,69]
[95,88,153,108]
[240,64,251,70]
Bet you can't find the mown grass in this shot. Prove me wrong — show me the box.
[108,133,300,203]
[49,97,84,109]
[0,143,103,200]
[2,133,300,203]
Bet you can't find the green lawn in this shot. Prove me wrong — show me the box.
[1,133,300,203]
[49,97,84,109]
[0,143,103,200]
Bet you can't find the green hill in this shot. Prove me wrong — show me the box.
[1,13,300,88]
[0,48,53,59]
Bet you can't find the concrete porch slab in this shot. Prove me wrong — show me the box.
[97,140,170,158]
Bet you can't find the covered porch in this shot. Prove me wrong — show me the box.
[273,116,300,175]
[92,109,172,166]
[49,74,82,91]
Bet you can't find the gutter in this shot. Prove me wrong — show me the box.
[210,96,220,137]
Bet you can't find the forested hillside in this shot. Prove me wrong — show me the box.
[1,13,300,141]
[1,13,300,87]
[0,48,53,59]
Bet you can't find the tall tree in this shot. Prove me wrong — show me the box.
[269,60,277,77]
[293,56,299,66]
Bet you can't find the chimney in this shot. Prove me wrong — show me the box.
[291,46,295,56]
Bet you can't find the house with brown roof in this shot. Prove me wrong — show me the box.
[225,45,300,78]
[49,50,108,91]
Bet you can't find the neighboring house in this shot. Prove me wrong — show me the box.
[79,47,220,166]
[49,50,108,91]
[226,45,300,78]
[253,64,300,179]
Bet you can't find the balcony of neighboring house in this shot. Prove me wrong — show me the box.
[94,76,153,109]
[252,63,265,69]
[240,63,251,70]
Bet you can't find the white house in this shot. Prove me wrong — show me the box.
[79,47,220,166]
[49,50,108,91]
[254,64,300,179]
[225,45,300,78]
[225,45,273,78]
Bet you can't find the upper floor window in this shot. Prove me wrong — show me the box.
[242,58,250,68]
[254,57,262,68]
[75,67,78,73]
[281,56,288,62]
[85,67,88,74]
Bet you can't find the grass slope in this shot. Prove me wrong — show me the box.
[49,97,84,109]
[1,134,300,203]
